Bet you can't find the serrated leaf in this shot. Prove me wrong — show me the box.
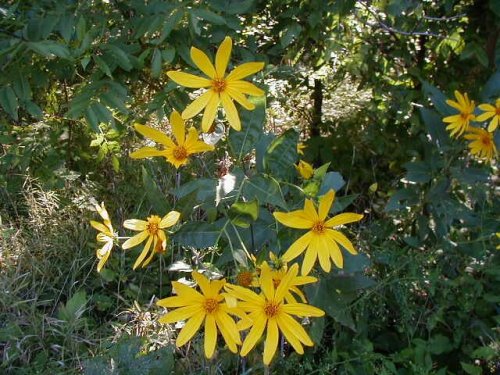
[105,44,133,71]
[420,107,450,149]
[422,81,454,116]
[229,199,259,228]
[242,175,287,209]
[27,41,71,59]
[263,128,299,180]
[173,221,221,248]
[404,161,432,183]
[319,171,345,195]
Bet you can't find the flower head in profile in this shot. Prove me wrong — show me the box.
[122,211,180,269]
[273,190,363,275]
[130,111,214,169]
[90,202,117,272]
[463,127,497,161]
[297,142,306,155]
[224,263,324,365]
[477,98,500,132]
[443,91,476,137]
[295,160,314,180]
[157,272,243,359]
[167,36,265,132]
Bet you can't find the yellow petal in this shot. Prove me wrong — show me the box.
[478,103,495,112]
[318,190,335,220]
[325,212,363,228]
[160,210,181,228]
[201,92,220,132]
[226,87,255,110]
[328,229,358,255]
[171,281,204,302]
[170,111,185,144]
[263,319,279,365]
[221,92,241,131]
[192,271,212,296]
[442,114,461,123]
[316,235,332,272]
[227,80,265,96]
[303,199,319,221]
[273,210,314,229]
[134,123,176,148]
[157,296,187,308]
[121,230,149,249]
[276,312,314,346]
[224,284,263,305]
[282,231,313,262]
[282,303,325,318]
[176,311,205,347]
[167,71,211,88]
[274,263,299,302]
[476,111,494,122]
[158,304,200,324]
[301,246,317,276]
[215,312,240,353]
[141,237,158,268]
[182,90,213,119]
[204,314,218,359]
[215,36,232,78]
[487,116,498,132]
[327,238,343,268]
[130,147,167,159]
[184,128,215,153]
[259,268,275,300]
[226,62,265,81]
[240,313,267,356]
[190,46,216,79]
[133,235,153,269]
[123,219,147,231]
[90,220,109,233]
[276,314,304,354]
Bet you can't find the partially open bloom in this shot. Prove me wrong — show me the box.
[463,127,497,161]
[224,263,324,365]
[274,190,363,275]
[130,111,214,169]
[90,202,116,272]
[477,98,500,132]
[167,36,265,132]
[443,91,476,137]
[297,142,306,155]
[122,211,180,269]
[296,160,314,179]
[157,272,243,359]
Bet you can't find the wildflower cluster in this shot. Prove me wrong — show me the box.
[443,91,498,161]
[89,36,365,366]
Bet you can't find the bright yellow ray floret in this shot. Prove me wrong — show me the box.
[130,111,214,169]
[443,90,476,137]
[167,36,265,132]
[122,211,180,269]
[224,263,324,365]
[476,98,500,132]
[157,272,244,359]
[90,202,117,272]
[463,126,497,161]
[295,160,314,179]
[273,190,363,275]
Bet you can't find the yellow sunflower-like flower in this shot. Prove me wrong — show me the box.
[122,211,180,269]
[443,91,476,137]
[130,111,214,169]
[297,142,306,155]
[295,160,314,179]
[224,263,324,365]
[167,36,265,132]
[463,127,497,161]
[90,202,116,272]
[477,98,500,132]
[157,272,243,359]
[273,190,363,275]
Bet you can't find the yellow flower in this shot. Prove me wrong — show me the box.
[157,272,243,359]
[90,202,116,272]
[463,127,497,161]
[297,142,306,155]
[476,98,500,132]
[260,260,317,304]
[295,160,314,179]
[443,91,476,137]
[122,211,180,269]
[236,268,259,288]
[224,263,324,365]
[167,36,265,132]
[273,190,363,275]
[130,111,214,169]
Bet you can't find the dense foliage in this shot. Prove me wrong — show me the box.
[1,0,499,374]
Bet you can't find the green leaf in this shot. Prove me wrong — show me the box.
[142,166,169,213]
[105,44,133,71]
[209,0,255,14]
[0,86,19,121]
[162,47,176,64]
[420,107,450,149]
[27,41,71,59]
[100,91,128,114]
[422,81,454,116]
[481,71,500,100]
[242,175,287,209]
[491,0,500,17]
[319,171,345,195]
[404,161,432,183]
[84,105,99,132]
[229,199,259,228]
[151,48,162,78]
[155,9,184,44]
[228,96,265,160]
[385,188,419,212]
[263,128,299,180]
[460,362,482,375]
[173,221,221,248]
[280,23,302,48]
[94,55,113,78]
[190,8,226,25]
[57,290,87,322]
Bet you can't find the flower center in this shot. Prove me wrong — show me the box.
[212,78,226,93]
[203,298,219,314]
[236,271,254,287]
[146,215,161,235]
[264,301,280,318]
[312,221,326,234]
[496,108,500,116]
[173,146,187,161]
[481,135,492,146]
